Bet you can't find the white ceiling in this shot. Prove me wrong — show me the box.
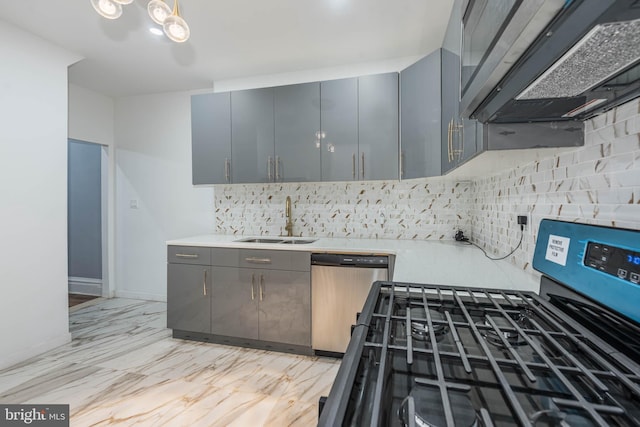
[0,0,455,98]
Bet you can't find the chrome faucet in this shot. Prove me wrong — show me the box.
[285,195,293,237]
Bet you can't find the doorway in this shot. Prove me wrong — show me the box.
[67,139,108,305]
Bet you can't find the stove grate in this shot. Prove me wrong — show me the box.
[360,282,640,427]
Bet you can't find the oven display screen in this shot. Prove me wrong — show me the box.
[627,254,640,265]
[585,242,640,285]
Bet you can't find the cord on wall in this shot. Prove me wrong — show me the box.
[456,216,526,261]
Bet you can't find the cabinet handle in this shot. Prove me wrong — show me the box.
[244,257,272,264]
[267,156,273,181]
[361,152,365,179]
[260,274,264,301]
[251,273,255,300]
[203,270,207,296]
[275,156,281,181]
[459,121,464,159]
[400,151,405,178]
[447,119,453,162]
[176,253,198,259]
[352,153,356,179]
[224,158,230,182]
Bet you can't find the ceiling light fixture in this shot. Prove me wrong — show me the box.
[162,0,190,43]
[147,0,172,25]
[91,0,190,43]
[90,0,123,20]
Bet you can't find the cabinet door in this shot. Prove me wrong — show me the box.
[191,93,231,184]
[320,78,359,182]
[231,88,275,183]
[274,83,321,182]
[400,53,442,179]
[167,263,211,333]
[441,48,462,174]
[358,73,399,181]
[210,267,259,340]
[258,270,311,346]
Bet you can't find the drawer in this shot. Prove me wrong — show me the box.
[168,246,211,265]
[211,248,310,271]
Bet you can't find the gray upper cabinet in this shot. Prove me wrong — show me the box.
[400,52,442,179]
[191,93,231,185]
[231,88,275,183]
[274,83,321,182]
[358,73,399,181]
[441,0,482,174]
[320,78,359,182]
[191,72,401,184]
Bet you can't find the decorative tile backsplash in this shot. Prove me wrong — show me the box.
[215,179,472,239]
[470,98,640,274]
[214,98,640,276]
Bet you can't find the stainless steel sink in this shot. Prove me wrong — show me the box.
[281,239,317,244]
[235,238,286,243]
[234,237,316,244]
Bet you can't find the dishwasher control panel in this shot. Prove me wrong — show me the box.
[311,253,389,268]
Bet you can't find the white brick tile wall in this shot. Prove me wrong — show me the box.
[213,98,639,282]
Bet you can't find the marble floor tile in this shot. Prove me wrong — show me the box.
[0,298,339,426]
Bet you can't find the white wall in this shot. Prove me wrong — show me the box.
[68,84,115,146]
[68,84,116,298]
[0,20,82,370]
[114,92,214,301]
[470,98,640,277]
[213,56,421,92]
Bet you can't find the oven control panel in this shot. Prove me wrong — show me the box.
[585,242,640,285]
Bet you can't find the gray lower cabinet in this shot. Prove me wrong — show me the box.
[210,256,311,346]
[169,246,311,351]
[210,266,259,340]
[257,269,311,346]
[211,267,310,346]
[167,246,212,334]
[274,83,321,182]
[358,73,399,181]
[191,93,231,185]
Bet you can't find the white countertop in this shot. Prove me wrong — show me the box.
[166,235,540,293]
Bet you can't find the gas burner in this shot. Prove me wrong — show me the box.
[410,307,448,341]
[530,408,595,426]
[399,387,479,427]
[479,313,528,348]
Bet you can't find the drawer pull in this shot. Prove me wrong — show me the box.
[244,257,272,264]
[176,253,199,259]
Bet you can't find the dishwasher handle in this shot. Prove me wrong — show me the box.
[311,253,389,268]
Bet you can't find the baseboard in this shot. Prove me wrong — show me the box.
[114,290,166,302]
[0,332,71,371]
[68,277,102,296]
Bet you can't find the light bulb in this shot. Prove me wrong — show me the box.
[163,14,190,42]
[91,0,123,20]
[147,0,172,24]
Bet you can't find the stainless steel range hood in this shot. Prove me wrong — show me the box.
[463,0,640,123]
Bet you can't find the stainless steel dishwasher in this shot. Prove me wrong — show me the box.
[311,253,390,354]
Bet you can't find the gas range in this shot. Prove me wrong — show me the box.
[318,220,640,426]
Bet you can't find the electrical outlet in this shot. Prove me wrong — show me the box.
[517,215,528,227]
